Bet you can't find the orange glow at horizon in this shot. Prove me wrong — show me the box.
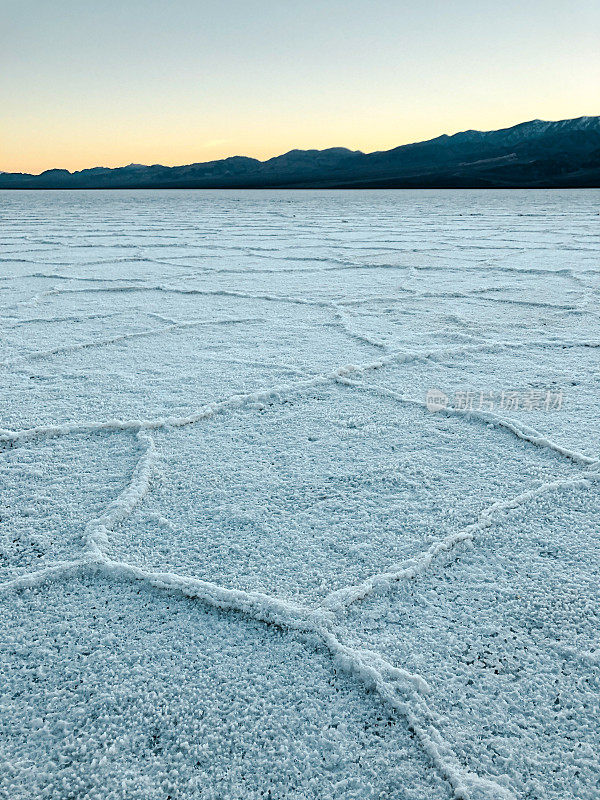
[4,99,600,175]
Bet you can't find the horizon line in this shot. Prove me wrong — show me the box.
[3,114,597,178]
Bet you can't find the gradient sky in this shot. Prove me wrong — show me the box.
[2,0,599,174]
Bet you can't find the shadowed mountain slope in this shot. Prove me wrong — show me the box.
[2,117,599,188]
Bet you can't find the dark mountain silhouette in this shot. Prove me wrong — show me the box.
[1,116,599,189]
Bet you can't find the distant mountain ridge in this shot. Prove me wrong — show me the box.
[2,116,599,188]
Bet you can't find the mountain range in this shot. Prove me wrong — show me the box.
[2,116,599,189]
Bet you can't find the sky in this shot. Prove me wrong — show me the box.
[2,0,599,174]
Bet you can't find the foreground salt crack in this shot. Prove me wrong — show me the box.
[4,361,598,800]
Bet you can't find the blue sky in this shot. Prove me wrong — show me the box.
[2,0,599,172]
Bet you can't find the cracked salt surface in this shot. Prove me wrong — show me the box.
[1,189,599,799]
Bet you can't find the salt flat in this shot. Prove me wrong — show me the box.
[1,189,599,800]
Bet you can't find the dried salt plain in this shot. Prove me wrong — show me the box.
[1,189,599,800]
